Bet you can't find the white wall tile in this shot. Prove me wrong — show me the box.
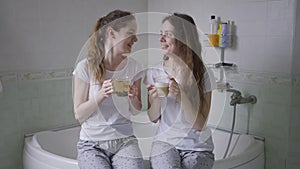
[264,36,293,73]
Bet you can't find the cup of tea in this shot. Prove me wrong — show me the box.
[154,77,169,97]
[113,77,130,97]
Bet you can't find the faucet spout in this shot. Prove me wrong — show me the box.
[226,89,241,96]
[226,89,257,106]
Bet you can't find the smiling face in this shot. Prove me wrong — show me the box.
[160,20,180,56]
[112,19,138,55]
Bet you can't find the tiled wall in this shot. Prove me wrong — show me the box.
[207,69,298,169]
[0,0,298,169]
[0,70,298,169]
[0,69,77,169]
[286,77,300,168]
[148,0,297,74]
[0,0,148,71]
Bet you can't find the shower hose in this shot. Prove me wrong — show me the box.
[223,104,237,159]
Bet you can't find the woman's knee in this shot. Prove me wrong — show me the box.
[77,140,111,169]
[181,151,214,169]
[150,141,181,169]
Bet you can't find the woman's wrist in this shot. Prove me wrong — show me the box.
[130,95,142,109]
[96,94,105,105]
[149,96,161,105]
[176,93,181,103]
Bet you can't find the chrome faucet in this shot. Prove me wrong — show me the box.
[226,89,257,106]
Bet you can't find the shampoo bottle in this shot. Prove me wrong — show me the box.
[209,15,219,46]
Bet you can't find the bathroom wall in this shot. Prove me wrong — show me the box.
[147,0,298,169]
[1,0,299,169]
[0,0,147,71]
[292,0,300,76]
[212,73,293,169]
[0,72,76,169]
[287,79,300,169]
[149,0,297,74]
[0,0,147,169]
[287,1,300,167]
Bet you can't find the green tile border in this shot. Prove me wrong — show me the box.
[209,67,295,86]
[0,68,299,87]
[226,71,292,86]
[0,68,73,82]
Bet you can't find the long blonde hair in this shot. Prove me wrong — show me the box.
[162,13,207,115]
[87,10,135,84]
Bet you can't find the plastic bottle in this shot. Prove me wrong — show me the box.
[209,15,219,47]
[209,15,218,34]
[218,22,230,48]
[227,20,232,47]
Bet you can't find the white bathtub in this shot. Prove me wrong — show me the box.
[23,123,264,169]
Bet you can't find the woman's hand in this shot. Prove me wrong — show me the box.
[147,84,159,104]
[146,84,161,122]
[169,78,180,97]
[97,79,113,103]
[129,80,142,114]
[128,84,138,99]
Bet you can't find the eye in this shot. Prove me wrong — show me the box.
[160,31,174,38]
[166,32,174,38]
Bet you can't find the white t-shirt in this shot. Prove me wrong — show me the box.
[73,58,143,141]
[144,62,215,152]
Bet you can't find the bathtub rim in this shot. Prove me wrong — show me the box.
[212,136,264,168]
[23,124,80,168]
[23,133,78,166]
[208,125,265,168]
[23,123,265,168]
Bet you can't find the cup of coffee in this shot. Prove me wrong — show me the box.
[113,77,130,97]
[154,77,169,97]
